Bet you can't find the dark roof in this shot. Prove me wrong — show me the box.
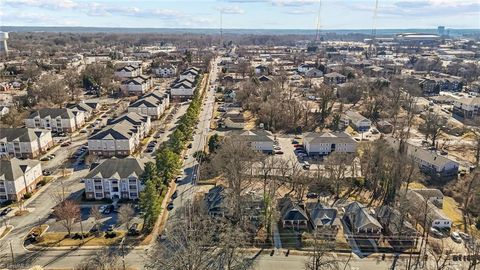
[84,158,144,179]
[279,197,309,222]
[107,112,149,126]
[0,158,40,181]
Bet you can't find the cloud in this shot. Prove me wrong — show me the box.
[271,0,317,6]
[284,8,316,14]
[4,0,78,9]
[217,6,245,14]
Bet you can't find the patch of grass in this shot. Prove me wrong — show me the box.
[35,231,126,247]
[279,227,301,249]
[407,182,427,189]
[443,196,463,228]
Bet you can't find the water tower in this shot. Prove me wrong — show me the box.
[0,32,9,55]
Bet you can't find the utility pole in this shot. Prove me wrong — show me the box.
[9,241,15,265]
[220,9,223,49]
[314,0,322,42]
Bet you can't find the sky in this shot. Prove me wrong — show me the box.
[1,0,479,29]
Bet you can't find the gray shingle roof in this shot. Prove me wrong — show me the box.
[84,158,144,179]
[303,132,356,145]
[344,202,382,230]
[27,108,75,119]
[306,202,337,227]
[0,128,50,142]
[0,158,40,181]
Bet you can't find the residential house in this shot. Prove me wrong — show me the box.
[324,72,347,85]
[229,129,275,153]
[377,120,393,134]
[153,64,177,78]
[452,97,480,119]
[128,91,170,119]
[121,75,153,95]
[297,63,317,74]
[387,138,459,177]
[302,132,357,156]
[223,89,237,103]
[0,158,43,202]
[345,111,371,132]
[343,202,383,240]
[406,190,452,230]
[279,198,310,230]
[306,202,340,239]
[114,65,141,78]
[254,65,269,75]
[411,188,444,208]
[25,108,85,133]
[88,112,151,157]
[179,67,200,82]
[83,158,145,200]
[305,68,324,78]
[375,206,419,249]
[222,111,245,129]
[257,75,273,83]
[0,128,53,158]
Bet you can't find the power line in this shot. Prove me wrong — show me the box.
[315,0,322,42]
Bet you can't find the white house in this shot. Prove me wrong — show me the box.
[303,132,357,156]
[0,128,53,158]
[83,158,144,200]
[25,108,85,133]
[114,65,141,78]
[406,190,452,230]
[452,97,480,119]
[153,64,177,77]
[229,130,274,153]
[170,78,196,101]
[0,158,43,202]
[0,106,9,116]
[297,63,317,74]
[345,111,371,132]
[179,67,200,82]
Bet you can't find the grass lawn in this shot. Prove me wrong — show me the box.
[279,227,300,249]
[35,231,126,247]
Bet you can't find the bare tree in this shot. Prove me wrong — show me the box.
[90,205,104,236]
[52,199,80,236]
[305,232,339,270]
[427,239,453,270]
[324,152,355,205]
[420,111,447,147]
[118,204,135,231]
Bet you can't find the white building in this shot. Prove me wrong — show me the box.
[453,97,480,119]
[121,75,153,95]
[0,128,53,159]
[230,130,275,153]
[114,65,142,78]
[83,158,144,200]
[88,112,151,157]
[303,132,357,156]
[128,91,170,119]
[153,64,177,78]
[0,158,43,202]
[25,108,85,133]
[345,111,372,132]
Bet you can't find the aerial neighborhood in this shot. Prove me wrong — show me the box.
[0,24,479,270]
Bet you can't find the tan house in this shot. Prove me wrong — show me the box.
[0,158,43,202]
[0,128,53,158]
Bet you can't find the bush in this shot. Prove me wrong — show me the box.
[23,192,33,199]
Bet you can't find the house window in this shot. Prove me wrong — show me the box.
[95,193,103,198]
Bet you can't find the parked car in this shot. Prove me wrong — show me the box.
[175,176,182,183]
[275,151,284,155]
[79,129,88,134]
[167,202,174,211]
[106,225,114,232]
[306,193,319,199]
[103,205,114,215]
[172,191,178,199]
[0,207,13,216]
[60,141,72,147]
[451,232,462,243]
[430,227,443,238]
[42,170,52,176]
[302,161,310,170]
[458,232,471,241]
[188,143,193,148]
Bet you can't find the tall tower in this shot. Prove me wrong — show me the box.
[314,0,322,42]
[0,32,8,56]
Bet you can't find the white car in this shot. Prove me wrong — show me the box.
[98,205,107,213]
[451,232,462,243]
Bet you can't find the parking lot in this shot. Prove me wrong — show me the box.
[45,203,143,234]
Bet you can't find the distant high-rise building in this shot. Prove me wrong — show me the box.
[0,32,8,55]
[438,26,445,36]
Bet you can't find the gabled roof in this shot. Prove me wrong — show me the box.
[0,128,50,142]
[279,197,309,222]
[228,129,274,142]
[345,111,370,123]
[89,123,136,140]
[376,205,417,236]
[84,158,144,179]
[116,65,140,72]
[107,112,149,126]
[324,72,346,78]
[303,132,356,145]
[306,202,337,227]
[129,96,162,108]
[344,202,382,230]
[0,158,40,181]
[27,108,76,119]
